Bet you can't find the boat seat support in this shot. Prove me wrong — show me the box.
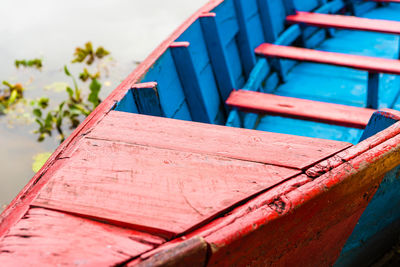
[132,82,165,117]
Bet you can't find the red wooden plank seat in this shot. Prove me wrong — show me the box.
[255,43,400,75]
[286,11,400,35]
[255,43,400,109]
[226,90,375,129]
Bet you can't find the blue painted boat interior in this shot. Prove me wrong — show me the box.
[115,0,400,145]
[114,1,400,265]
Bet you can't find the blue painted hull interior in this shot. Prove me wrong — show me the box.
[114,1,400,265]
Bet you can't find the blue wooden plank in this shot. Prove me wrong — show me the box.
[367,72,379,109]
[233,0,258,77]
[359,110,400,141]
[273,25,302,80]
[258,0,288,42]
[291,0,321,12]
[176,21,226,125]
[114,89,139,114]
[212,0,240,46]
[226,109,243,128]
[132,82,164,117]
[213,0,247,89]
[262,72,280,93]
[170,42,213,124]
[352,1,378,16]
[142,50,192,120]
[256,115,363,144]
[200,13,236,109]
[241,59,271,129]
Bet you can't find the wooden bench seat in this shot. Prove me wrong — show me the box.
[255,43,400,109]
[226,90,375,129]
[286,11,400,35]
[255,43,400,75]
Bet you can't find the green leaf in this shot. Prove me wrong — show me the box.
[88,79,101,108]
[32,152,52,173]
[33,108,42,118]
[8,90,18,105]
[66,87,74,98]
[0,103,5,114]
[2,80,12,89]
[38,97,49,109]
[44,113,54,128]
[64,65,71,76]
[95,46,110,59]
[35,118,44,128]
[56,115,63,128]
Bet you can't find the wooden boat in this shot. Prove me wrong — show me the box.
[2,0,400,266]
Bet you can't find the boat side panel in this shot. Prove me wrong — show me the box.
[114,89,139,114]
[233,0,266,77]
[212,0,246,88]
[202,127,400,266]
[291,0,322,12]
[140,50,192,120]
[177,21,226,124]
[258,0,288,42]
[335,110,400,266]
[335,166,400,266]
[353,1,378,16]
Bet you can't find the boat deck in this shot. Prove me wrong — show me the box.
[0,111,352,265]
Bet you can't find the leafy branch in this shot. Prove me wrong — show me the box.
[31,42,108,142]
[15,58,43,70]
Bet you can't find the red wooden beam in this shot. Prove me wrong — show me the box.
[255,43,400,75]
[286,11,400,35]
[226,90,375,129]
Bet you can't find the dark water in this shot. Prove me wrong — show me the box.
[0,0,208,210]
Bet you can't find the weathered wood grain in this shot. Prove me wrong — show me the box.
[226,90,375,129]
[89,111,352,170]
[0,208,162,266]
[200,127,400,266]
[33,137,300,238]
[307,112,400,178]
